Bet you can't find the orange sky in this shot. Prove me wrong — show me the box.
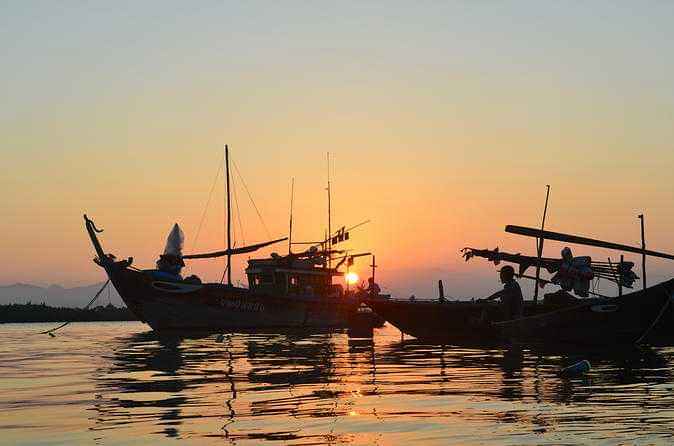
[2,2,674,298]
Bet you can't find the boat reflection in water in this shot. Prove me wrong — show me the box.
[90,326,674,444]
[92,328,374,443]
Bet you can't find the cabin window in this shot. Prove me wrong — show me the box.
[287,275,300,294]
[253,273,274,286]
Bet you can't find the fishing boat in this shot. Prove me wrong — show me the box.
[367,223,674,346]
[84,146,376,332]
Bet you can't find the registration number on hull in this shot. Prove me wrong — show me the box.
[219,298,264,313]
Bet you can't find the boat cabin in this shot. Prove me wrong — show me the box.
[245,253,344,298]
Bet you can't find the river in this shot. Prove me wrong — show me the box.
[2,322,673,445]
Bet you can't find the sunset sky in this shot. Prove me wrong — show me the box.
[2,1,674,298]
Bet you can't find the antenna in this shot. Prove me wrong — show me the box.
[327,152,332,267]
[288,178,295,255]
[370,255,377,282]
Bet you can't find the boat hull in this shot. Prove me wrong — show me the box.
[107,264,360,332]
[365,299,502,342]
[367,280,674,345]
[499,283,674,345]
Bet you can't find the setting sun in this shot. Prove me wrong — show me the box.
[345,272,359,285]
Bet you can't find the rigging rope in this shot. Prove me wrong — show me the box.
[192,159,223,252]
[231,167,245,246]
[39,280,110,336]
[220,263,229,284]
[634,285,672,345]
[231,158,271,238]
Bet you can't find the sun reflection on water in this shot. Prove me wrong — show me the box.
[2,322,674,445]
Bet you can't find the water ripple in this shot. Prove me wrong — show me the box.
[2,322,674,444]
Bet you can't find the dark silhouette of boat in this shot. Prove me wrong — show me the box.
[367,285,673,345]
[83,147,376,332]
[367,224,674,346]
[84,222,360,331]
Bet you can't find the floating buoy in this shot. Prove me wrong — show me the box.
[560,359,591,376]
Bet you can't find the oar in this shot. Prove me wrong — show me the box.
[518,273,612,298]
[505,225,674,261]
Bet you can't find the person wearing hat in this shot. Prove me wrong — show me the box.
[366,277,381,296]
[486,265,524,320]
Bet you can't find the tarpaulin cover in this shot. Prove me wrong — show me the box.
[163,223,185,257]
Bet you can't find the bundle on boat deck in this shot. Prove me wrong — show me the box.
[461,247,638,290]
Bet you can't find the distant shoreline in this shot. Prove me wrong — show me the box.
[0,303,138,323]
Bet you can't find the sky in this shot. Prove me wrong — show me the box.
[2,1,674,298]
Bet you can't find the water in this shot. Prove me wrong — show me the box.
[2,322,674,445]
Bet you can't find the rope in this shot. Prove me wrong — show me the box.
[231,168,245,246]
[220,263,229,284]
[634,285,672,345]
[231,158,271,238]
[39,280,110,336]
[192,159,223,252]
[231,175,237,248]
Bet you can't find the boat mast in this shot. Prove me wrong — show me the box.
[225,144,232,286]
[288,177,295,255]
[638,214,646,290]
[327,152,332,267]
[370,255,377,282]
[533,185,550,304]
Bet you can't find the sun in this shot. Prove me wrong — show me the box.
[345,272,359,285]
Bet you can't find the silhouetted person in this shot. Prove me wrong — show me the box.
[366,277,381,296]
[486,265,524,320]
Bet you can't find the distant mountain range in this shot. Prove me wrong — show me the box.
[0,282,125,308]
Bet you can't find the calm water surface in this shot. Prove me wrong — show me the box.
[2,322,674,445]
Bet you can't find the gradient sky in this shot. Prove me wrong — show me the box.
[2,1,674,298]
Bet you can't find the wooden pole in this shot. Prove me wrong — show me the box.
[370,255,377,282]
[225,145,232,287]
[638,214,646,290]
[607,257,622,297]
[438,280,445,303]
[327,152,332,267]
[533,185,551,304]
[619,254,624,297]
[505,225,674,261]
[288,178,294,255]
[519,274,609,299]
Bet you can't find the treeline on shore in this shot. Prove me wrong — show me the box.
[1,302,138,323]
